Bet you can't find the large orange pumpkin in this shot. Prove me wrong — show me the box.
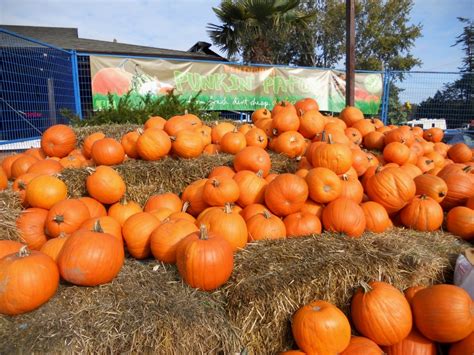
[351,281,412,346]
[58,225,124,286]
[305,167,342,204]
[247,210,286,241]
[122,212,161,259]
[233,170,267,207]
[414,174,448,203]
[412,284,473,343]
[0,247,59,315]
[144,193,182,213]
[292,300,351,354]
[449,332,474,355]
[91,138,125,166]
[171,129,204,158]
[322,197,366,238]
[45,199,91,238]
[136,128,171,161]
[399,195,444,232]
[234,146,271,177]
[86,166,126,204]
[176,225,233,291]
[361,201,392,233]
[264,174,308,217]
[25,175,67,210]
[340,106,364,127]
[283,212,321,237]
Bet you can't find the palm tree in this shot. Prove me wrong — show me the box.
[207,0,316,64]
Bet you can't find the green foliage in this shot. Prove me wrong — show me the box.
[66,90,219,127]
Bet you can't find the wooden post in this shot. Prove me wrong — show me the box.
[346,0,355,107]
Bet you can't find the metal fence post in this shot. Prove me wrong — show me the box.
[380,70,391,124]
[71,50,83,119]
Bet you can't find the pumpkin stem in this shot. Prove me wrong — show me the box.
[182,201,190,213]
[327,134,334,144]
[439,191,446,197]
[224,203,233,214]
[93,220,104,233]
[85,167,96,175]
[184,109,188,115]
[320,130,326,142]
[360,281,372,293]
[136,128,144,135]
[256,170,264,178]
[272,128,278,136]
[211,178,220,187]
[298,108,304,116]
[419,194,428,200]
[18,245,30,257]
[53,215,65,224]
[341,174,349,181]
[258,136,264,143]
[312,306,322,312]
[199,224,208,240]
[262,210,271,219]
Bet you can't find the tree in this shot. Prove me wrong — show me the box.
[207,0,316,64]
[414,18,473,128]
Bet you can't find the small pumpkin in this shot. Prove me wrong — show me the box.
[340,336,383,355]
[45,199,91,238]
[299,110,325,138]
[383,329,436,355]
[404,285,425,305]
[414,174,448,203]
[16,208,49,250]
[399,195,444,232]
[176,225,233,291]
[247,210,286,241]
[245,127,268,149]
[78,197,107,218]
[86,166,126,205]
[41,124,77,158]
[181,179,210,216]
[312,135,353,174]
[292,300,351,355]
[12,173,40,206]
[122,212,161,259]
[0,246,59,315]
[10,154,39,179]
[283,212,321,237]
[40,234,69,262]
[26,175,67,210]
[202,176,240,206]
[208,166,236,179]
[361,201,392,233]
[27,159,62,175]
[233,146,271,177]
[82,132,105,159]
[171,129,204,158]
[233,170,267,207]
[340,106,364,127]
[211,122,235,144]
[91,137,125,166]
[136,128,172,161]
[305,167,342,204]
[80,216,122,242]
[264,174,308,217]
[108,199,143,226]
[121,130,140,159]
[448,143,472,163]
[446,206,474,240]
[220,130,247,154]
[144,193,182,213]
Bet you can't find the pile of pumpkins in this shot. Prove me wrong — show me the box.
[0,100,473,317]
[284,282,473,354]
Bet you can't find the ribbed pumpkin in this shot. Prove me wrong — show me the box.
[251,108,271,123]
[300,200,324,219]
[466,196,474,209]
[245,127,268,148]
[86,166,126,204]
[272,131,306,158]
[361,201,392,233]
[40,234,69,262]
[82,132,105,159]
[144,193,182,213]
[383,329,436,355]
[292,300,351,355]
[91,138,125,165]
[339,174,364,203]
[108,199,142,226]
[80,217,122,242]
[283,212,321,237]
[122,212,161,259]
[150,218,199,263]
[136,128,171,160]
[295,97,319,113]
[345,127,363,145]
[446,206,474,240]
[45,199,91,238]
[171,129,204,158]
[363,131,385,150]
[208,166,236,179]
[164,114,202,137]
[0,247,59,315]
[440,169,474,210]
[413,174,448,203]
[312,135,353,174]
[272,109,300,134]
[247,210,286,241]
[340,336,383,355]
[12,173,39,206]
[16,207,49,250]
[10,155,38,179]
[240,203,268,222]
[233,170,267,207]
[352,119,375,137]
[366,167,416,214]
[322,197,366,238]
[197,204,247,251]
[423,127,444,143]
[121,130,140,159]
[144,116,166,130]
[78,196,107,218]
[234,146,271,177]
[399,195,443,232]
[58,223,124,286]
[41,124,77,158]
[0,240,24,260]
[383,142,410,165]
[412,284,473,343]
[404,285,425,305]
[27,159,62,175]
[449,332,474,355]
[351,281,412,346]
[181,179,209,216]
[220,130,247,154]
[299,110,325,138]
[176,225,233,291]
[448,143,473,163]
[351,149,369,176]
[264,174,308,217]
[340,106,364,127]
[211,122,235,144]
[202,176,240,206]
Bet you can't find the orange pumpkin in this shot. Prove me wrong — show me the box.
[80,217,122,243]
[121,130,140,159]
[45,199,90,238]
[340,336,383,355]
[86,166,126,205]
[82,132,105,159]
[144,116,166,130]
[245,127,268,148]
[384,329,436,355]
[361,201,392,233]
[40,234,69,262]
[322,197,366,238]
[240,203,268,222]
[449,332,474,355]
[446,206,474,240]
[399,195,444,232]
[108,199,142,226]
[299,110,325,138]
[305,167,342,204]
[292,300,351,355]
[181,179,210,216]
[41,124,77,158]
[340,106,364,127]
[283,212,321,237]
[295,97,319,113]
[233,146,271,177]
[220,130,247,154]
[247,210,286,241]
[404,285,426,305]
[351,281,412,346]
[0,246,59,315]
[122,212,161,259]
[264,174,308,217]
[211,122,235,144]
[78,196,107,218]
[233,170,267,207]
[10,155,38,179]
[312,135,353,174]
[25,175,67,210]
[208,166,236,179]
[171,129,204,158]
[27,159,62,175]
[0,240,24,260]
[251,108,271,123]
[412,284,473,343]
[202,176,240,206]
[136,128,171,160]
[144,193,182,213]
[414,174,448,203]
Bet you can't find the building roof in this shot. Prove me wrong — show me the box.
[0,25,226,61]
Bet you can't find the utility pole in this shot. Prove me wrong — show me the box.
[346,0,355,106]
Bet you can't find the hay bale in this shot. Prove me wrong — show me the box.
[73,124,141,145]
[224,230,468,353]
[59,153,297,205]
[0,190,22,241]
[0,259,243,354]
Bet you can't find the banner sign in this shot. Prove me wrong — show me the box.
[90,55,383,114]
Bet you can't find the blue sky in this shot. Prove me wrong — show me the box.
[0,0,472,104]
[0,0,471,71]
